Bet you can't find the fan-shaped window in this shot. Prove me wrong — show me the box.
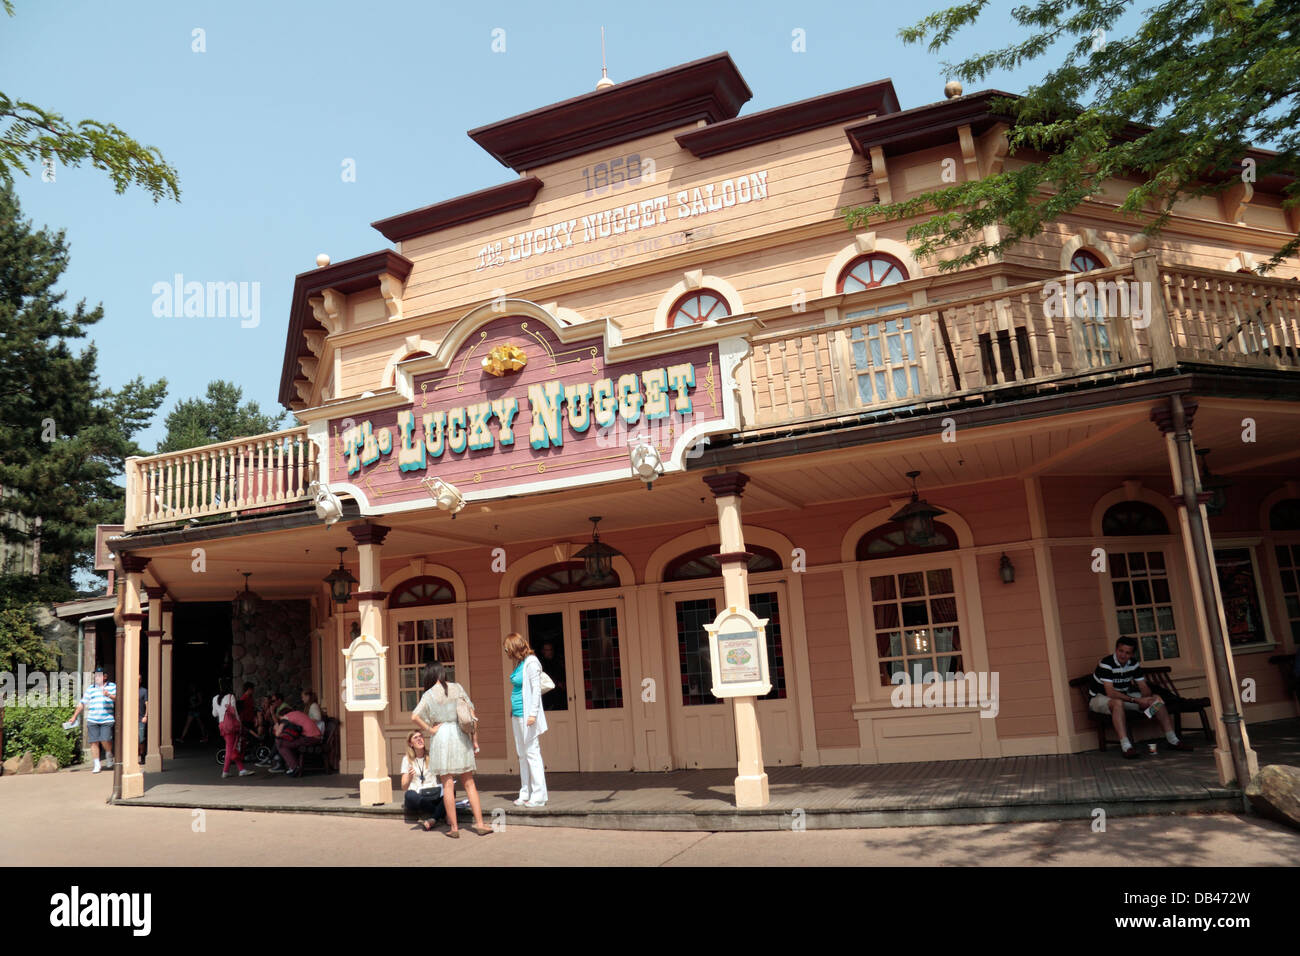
[838,253,908,293]
[388,576,456,608]
[1270,498,1300,531]
[516,560,621,596]
[663,544,783,582]
[856,521,959,561]
[1102,501,1170,536]
[1070,249,1106,272]
[669,291,730,328]
[400,350,432,362]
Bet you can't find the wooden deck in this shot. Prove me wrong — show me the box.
[117,719,1299,830]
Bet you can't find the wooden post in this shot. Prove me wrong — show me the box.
[160,601,175,761]
[703,472,769,808]
[144,586,165,772]
[349,522,393,806]
[119,555,149,799]
[1130,237,1177,370]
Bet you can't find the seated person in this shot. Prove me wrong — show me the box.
[273,705,322,778]
[401,730,447,831]
[1089,636,1193,758]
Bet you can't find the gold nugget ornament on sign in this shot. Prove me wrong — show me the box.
[482,343,528,377]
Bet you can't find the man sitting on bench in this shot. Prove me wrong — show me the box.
[1089,636,1194,759]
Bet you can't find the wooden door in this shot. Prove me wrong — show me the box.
[567,600,635,772]
[524,610,578,772]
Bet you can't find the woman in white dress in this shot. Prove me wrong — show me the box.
[410,662,491,837]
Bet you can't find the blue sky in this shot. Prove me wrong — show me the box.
[3,0,1091,452]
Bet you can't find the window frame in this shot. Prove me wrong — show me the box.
[667,290,731,328]
[387,602,470,721]
[1212,539,1277,652]
[837,253,910,294]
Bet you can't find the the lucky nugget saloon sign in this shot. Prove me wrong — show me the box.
[308,304,751,515]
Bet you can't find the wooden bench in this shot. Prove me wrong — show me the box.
[1071,666,1214,751]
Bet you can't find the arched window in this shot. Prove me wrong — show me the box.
[668,291,730,328]
[663,544,783,582]
[856,520,959,561]
[838,253,908,293]
[1102,502,1170,536]
[1268,498,1300,531]
[516,560,621,597]
[1069,249,1106,272]
[400,350,432,362]
[388,576,455,608]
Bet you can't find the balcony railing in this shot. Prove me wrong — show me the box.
[746,256,1300,430]
[125,427,318,531]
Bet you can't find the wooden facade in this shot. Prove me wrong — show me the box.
[113,54,1299,791]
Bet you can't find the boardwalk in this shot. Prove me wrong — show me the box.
[118,719,1300,830]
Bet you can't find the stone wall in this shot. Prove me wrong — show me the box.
[231,600,312,700]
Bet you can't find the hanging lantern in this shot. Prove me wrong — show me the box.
[999,553,1016,584]
[232,571,261,627]
[575,516,622,581]
[890,471,947,545]
[1196,448,1232,517]
[323,546,358,606]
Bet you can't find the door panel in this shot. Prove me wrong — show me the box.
[572,603,634,771]
[666,587,801,769]
[525,611,578,772]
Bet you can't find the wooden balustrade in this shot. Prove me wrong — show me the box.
[1158,265,1300,370]
[749,264,1144,427]
[125,427,318,531]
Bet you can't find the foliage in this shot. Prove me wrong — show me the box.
[0,183,167,593]
[0,604,58,673]
[847,0,1300,272]
[0,3,180,202]
[156,380,286,454]
[2,704,81,767]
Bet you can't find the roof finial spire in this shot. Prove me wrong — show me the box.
[595,27,614,90]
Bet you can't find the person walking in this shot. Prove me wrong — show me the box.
[410,663,490,838]
[400,730,446,832]
[503,632,549,807]
[213,680,254,779]
[67,666,116,773]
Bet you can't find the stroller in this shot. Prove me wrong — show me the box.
[215,726,273,767]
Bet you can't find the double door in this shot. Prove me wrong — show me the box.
[664,584,800,769]
[519,599,634,772]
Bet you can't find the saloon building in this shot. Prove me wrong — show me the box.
[108,54,1299,799]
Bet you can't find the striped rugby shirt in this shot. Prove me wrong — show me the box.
[1088,654,1144,698]
[81,682,117,724]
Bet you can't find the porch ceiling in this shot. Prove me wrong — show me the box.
[133,397,1299,603]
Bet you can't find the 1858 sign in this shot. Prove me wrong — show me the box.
[307,304,751,516]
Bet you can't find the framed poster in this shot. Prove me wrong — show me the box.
[717,630,762,685]
[705,606,771,699]
[1213,547,1269,647]
[342,634,388,711]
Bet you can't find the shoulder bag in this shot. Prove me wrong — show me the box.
[454,685,478,736]
[534,656,556,694]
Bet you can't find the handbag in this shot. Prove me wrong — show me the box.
[536,658,556,694]
[455,686,478,736]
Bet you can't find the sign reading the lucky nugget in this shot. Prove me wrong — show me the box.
[315,310,747,515]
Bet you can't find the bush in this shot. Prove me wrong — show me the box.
[2,704,81,767]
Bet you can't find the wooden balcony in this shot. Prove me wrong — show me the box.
[745,255,1300,431]
[125,427,318,531]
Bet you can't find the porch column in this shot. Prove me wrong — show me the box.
[349,522,392,806]
[160,600,175,760]
[143,586,165,772]
[118,554,150,799]
[704,472,769,808]
[1151,397,1257,791]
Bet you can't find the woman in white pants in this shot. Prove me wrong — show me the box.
[503,632,548,807]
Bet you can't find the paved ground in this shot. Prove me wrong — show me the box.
[112,718,1300,830]
[2,763,1298,866]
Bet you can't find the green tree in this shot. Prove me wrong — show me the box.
[0,3,181,202]
[157,380,286,454]
[0,182,167,601]
[847,0,1300,271]
[0,604,58,674]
